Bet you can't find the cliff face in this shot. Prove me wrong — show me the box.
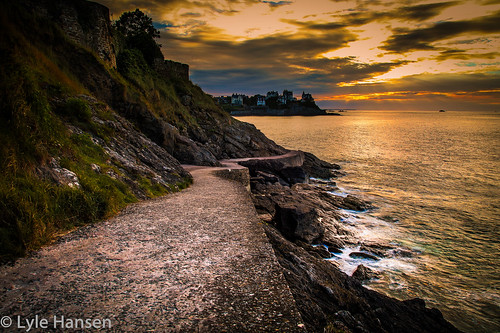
[21,0,117,68]
[154,59,190,81]
[0,0,284,258]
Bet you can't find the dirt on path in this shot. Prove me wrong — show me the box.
[0,163,304,332]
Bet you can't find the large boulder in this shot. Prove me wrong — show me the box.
[274,202,324,243]
[352,264,378,282]
[172,134,219,166]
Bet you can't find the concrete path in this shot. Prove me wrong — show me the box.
[0,160,304,332]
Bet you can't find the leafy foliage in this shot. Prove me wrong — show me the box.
[114,9,160,40]
[114,9,162,64]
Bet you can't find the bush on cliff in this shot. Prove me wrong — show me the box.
[114,8,163,65]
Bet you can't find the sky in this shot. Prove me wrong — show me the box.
[97,0,500,110]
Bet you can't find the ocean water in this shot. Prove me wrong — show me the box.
[237,111,500,333]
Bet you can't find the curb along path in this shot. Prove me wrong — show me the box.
[0,154,305,332]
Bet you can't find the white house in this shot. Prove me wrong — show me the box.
[231,94,244,106]
[256,95,266,106]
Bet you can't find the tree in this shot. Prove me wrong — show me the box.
[115,9,160,41]
[114,9,163,65]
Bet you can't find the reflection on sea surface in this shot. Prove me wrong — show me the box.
[238,111,500,333]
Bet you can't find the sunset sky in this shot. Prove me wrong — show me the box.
[96,0,500,110]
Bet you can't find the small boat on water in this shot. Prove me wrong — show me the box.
[439,109,446,112]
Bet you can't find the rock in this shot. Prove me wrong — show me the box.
[393,248,417,258]
[334,310,359,328]
[258,213,273,223]
[352,264,377,281]
[349,252,380,261]
[256,171,280,184]
[323,240,344,254]
[338,195,371,211]
[38,158,81,188]
[90,163,101,173]
[55,168,81,188]
[304,244,333,259]
[238,151,305,179]
[360,242,393,258]
[263,224,462,333]
[20,0,117,68]
[301,151,341,179]
[280,166,308,185]
[274,202,324,243]
[181,94,192,106]
[172,134,219,166]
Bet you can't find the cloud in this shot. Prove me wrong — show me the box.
[96,0,500,110]
[160,17,409,96]
[319,72,500,110]
[375,72,500,94]
[161,21,357,64]
[181,12,203,18]
[481,0,500,4]
[281,19,346,30]
[398,2,460,21]
[382,10,500,53]
[329,1,458,26]
[435,49,500,61]
[98,0,187,19]
[262,0,294,8]
[192,1,240,15]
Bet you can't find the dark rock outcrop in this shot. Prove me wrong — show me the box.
[349,251,380,261]
[264,225,462,333]
[154,59,189,81]
[352,264,378,282]
[38,95,190,199]
[274,202,324,243]
[20,0,116,68]
[302,151,342,179]
[239,147,461,333]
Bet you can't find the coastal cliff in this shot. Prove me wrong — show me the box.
[0,0,461,332]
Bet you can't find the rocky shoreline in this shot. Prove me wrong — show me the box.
[229,151,462,332]
[0,0,463,331]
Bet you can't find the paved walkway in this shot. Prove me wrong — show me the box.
[0,163,304,332]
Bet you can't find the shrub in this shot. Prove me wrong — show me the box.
[61,98,92,121]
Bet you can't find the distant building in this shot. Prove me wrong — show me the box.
[256,95,266,106]
[301,91,314,102]
[231,94,244,106]
[283,90,294,102]
[266,91,279,100]
[215,96,231,104]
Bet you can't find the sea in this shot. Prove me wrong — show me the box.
[236,110,500,333]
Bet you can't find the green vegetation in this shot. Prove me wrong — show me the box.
[114,8,162,65]
[0,3,199,261]
[113,9,226,127]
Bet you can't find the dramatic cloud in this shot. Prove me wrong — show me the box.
[382,10,500,53]
[319,72,500,110]
[329,1,458,26]
[435,49,500,60]
[262,1,294,8]
[97,0,500,110]
[398,2,460,21]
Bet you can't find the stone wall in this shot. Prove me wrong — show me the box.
[21,0,117,68]
[154,58,190,81]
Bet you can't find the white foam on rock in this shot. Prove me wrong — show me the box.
[327,210,417,278]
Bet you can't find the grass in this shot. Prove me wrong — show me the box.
[0,2,194,261]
